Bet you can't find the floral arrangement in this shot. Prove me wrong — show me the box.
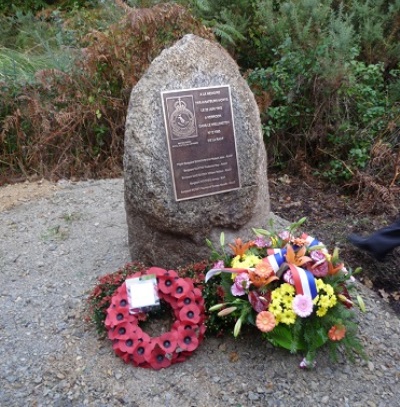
[206,218,366,368]
[105,267,206,369]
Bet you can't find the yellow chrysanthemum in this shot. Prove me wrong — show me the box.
[269,302,282,316]
[280,310,296,325]
[247,254,262,267]
[316,307,328,317]
[271,290,281,301]
[324,284,334,296]
[270,297,281,306]
[319,295,331,309]
[280,283,295,296]
[282,295,293,309]
[231,255,256,269]
[328,295,337,307]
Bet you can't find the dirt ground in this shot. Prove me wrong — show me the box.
[0,179,58,212]
[2,174,399,315]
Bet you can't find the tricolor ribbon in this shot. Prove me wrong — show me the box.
[301,233,328,253]
[288,264,318,299]
[264,249,287,274]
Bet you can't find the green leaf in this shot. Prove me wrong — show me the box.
[220,232,225,247]
[252,227,270,236]
[233,317,242,337]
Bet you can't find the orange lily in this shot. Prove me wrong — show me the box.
[229,238,253,256]
[285,244,312,266]
[249,262,279,288]
[328,261,344,275]
[249,271,279,288]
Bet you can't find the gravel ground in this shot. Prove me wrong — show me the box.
[1,178,400,407]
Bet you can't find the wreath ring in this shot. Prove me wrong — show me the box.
[105,267,206,369]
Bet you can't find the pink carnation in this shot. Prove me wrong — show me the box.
[283,270,294,285]
[231,273,250,296]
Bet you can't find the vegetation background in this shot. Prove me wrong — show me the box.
[1,0,399,309]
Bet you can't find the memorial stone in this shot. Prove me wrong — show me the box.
[124,34,283,268]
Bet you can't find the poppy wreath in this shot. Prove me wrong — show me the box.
[105,267,206,370]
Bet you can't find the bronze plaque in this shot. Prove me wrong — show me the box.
[161,85,240,201]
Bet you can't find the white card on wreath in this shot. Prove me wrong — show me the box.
[126,275,160,313]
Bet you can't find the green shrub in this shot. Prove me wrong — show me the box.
[238,0,400,183]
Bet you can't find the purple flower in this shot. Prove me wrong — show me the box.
[254,236,271,248]
[292,294,313,317]
[231,273,250,296]
[213,260,225,269]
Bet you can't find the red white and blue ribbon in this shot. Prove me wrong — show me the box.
[301,233,327,253]
[288,264,318,299]
[265,249,287,273]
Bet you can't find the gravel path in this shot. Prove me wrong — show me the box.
[1,178,399,407]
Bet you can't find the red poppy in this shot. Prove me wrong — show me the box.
[177,292,195,308]
[177,325,199,352]
[158,275,177,294]
[193,288,204,306]
[131,337,151,365]
[179,304,201,324]
[110,279,138,307]
[146,343,172,370]
[136,328,150,343]
[146,267,169,278]
[171,320,184,331]
[172,279,191,299]
[107,321,134,341]
[166,269,179,278]
[117,334,140,354]
[198,324,207,342]
[157,331,178,353]
[105,305,130,328]
[193,287,203,301]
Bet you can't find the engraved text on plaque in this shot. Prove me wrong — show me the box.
[161,85,240,201]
